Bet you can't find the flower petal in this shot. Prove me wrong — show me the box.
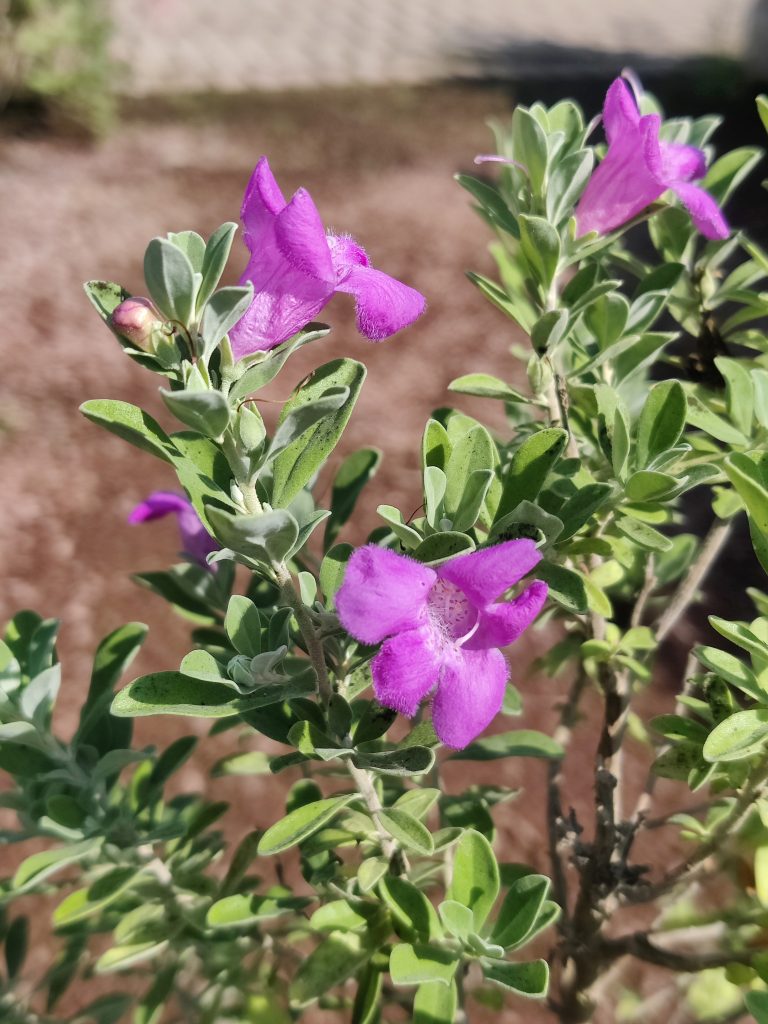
[274,188,335,282]
[241,156,286,250]
[670,181,730,240]
[176,506,220,568]
[432,647,508,749]
[659,142,707,184]
[231,256,332,356]
[336,545,436,645]
[128,491,190,523]
[639,114,665,185]
[575,118,663,236]
[372,626,443,716]
[465,580,548,650]
[328,234,369,276]
[231,188,337,357]
[437,539,542,607]
[333,263,427,341]
[129,492,218,568]
[603,77,640,144]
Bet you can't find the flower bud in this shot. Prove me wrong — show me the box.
[228,654,256,690]
[110,297,164,350]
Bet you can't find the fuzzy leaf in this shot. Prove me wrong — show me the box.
[258,795,358,855]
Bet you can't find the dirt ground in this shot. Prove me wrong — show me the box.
[0,83,758,1022]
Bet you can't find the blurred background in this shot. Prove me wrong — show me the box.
[2,2,768,1020]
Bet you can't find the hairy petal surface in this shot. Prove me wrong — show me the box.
[671,181,730,240]
[372,626,443,716]
[466,580,549,650]
[660,142,707,183]
[432,647,509,749]
[230,190,335,356]
[334,264,427,341]
[274,189,335,282]
[241,156,286,248]
[437,539,542,607]
[576,119,662,235]
[336,545,436,645]
[602,77,640,143]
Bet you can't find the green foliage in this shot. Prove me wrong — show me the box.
[2,0,119,135]
[8,79,768,1024]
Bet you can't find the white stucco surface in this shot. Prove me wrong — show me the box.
[111,0,764,95]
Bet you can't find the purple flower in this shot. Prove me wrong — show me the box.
[575,77,728,241]
[129,492,219,569]
[229,157,426,358]
[336,540,548,749]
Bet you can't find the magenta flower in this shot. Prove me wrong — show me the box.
[129,492,219,569]
[228,157,426,358]
[336,540,548,749]
[575,77,728,240]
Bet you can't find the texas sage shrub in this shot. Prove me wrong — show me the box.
[3,76,768,1023]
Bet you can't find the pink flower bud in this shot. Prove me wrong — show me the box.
[110,297,163,349]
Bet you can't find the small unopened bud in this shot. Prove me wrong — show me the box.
[110,297,164,350]
[237,401,266,453]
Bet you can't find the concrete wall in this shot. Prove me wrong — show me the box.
[111,0,762,96]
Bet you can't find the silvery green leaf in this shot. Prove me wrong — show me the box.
[197,222,238,311]
[80,399,173,462]
[160,388,231,437]
[228,325,330,399]
[389,943,458,987]
[353,745,435,777]
[518,215,560,291]
[482,959,549,997]
[272,359,366,506]
[265,387,349,462]
[258,794,359,855]
[224,595,261,657]
[703,709,768,762]
[144,237,196,324]
[237,402,267,453]
[424,466,447,527]
[447,829,499,930]
[205,506,299,563]
[20,665,60,724]
[491,500,563,547]
[546,148,593,225]
[249,647,289,685]
[287,509,332,560]
[167,230,205,270]
[511,106,548,194]
[452,468,494,533]
[199,284,253,360]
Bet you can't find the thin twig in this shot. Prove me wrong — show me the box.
[611,554,656,820]
[273,562,402,865]
[547,669,589,923]
[632,649,700,826]
[346,760,402,865]
[601,932,755,971]
[631,555,656,629]
[273,563,333,708]
[627,757,768,904]
[656,518,732,644]
[642,799,717,830]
